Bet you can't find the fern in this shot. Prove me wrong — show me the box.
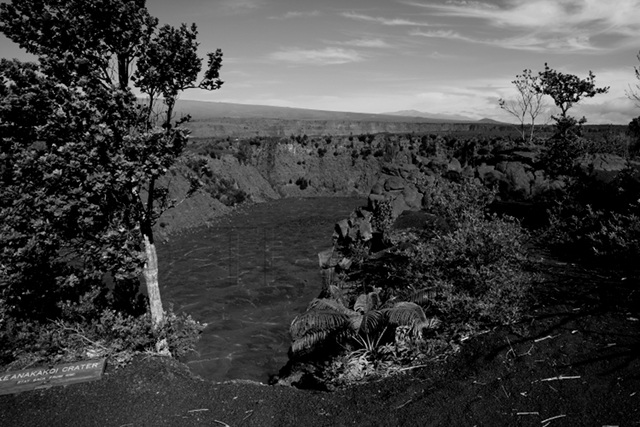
[406,288,438,306]
[290,310,349,340]
[291,330,331,354]
[354,290,380,313]
[307,298,355,315]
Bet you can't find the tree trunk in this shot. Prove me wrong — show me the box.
[142,233,164,328]
[142,177,164,329]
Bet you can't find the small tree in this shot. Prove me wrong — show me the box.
[535,63,609,138]
[499,69,547,143]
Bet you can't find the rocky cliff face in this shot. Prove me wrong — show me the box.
[155,132,640,239]
[154,136,384,237]
[186,118,515,138]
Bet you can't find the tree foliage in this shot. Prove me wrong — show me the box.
[0,0,223,331]
[535,63,609,138]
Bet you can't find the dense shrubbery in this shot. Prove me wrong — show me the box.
[543,169,640,266]
[289,176,534,386]
[0,304,204,370]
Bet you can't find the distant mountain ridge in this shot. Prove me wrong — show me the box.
[175,100,486,124]
[382,109,476,122]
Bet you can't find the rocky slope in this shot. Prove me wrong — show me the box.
[155,133,640,240]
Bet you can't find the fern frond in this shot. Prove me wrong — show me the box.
[290,310,349,339]
[354,291,380,313]
[384,301,427,327]
[407,288,438,306]
[349,313,363,332]
[414,317,441,332]
[359,310,384,335]
[291,330,330,354]
[307,298,353,315]
[328,285,348,307]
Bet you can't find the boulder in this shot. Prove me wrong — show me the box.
[381,162,401,177]
[391,194,409,217]
[482,169,504,187]
[358,219,373,241]
[501,161,532,198]
[335,219,349,239]
[368,193,386,210]
[402,184,422,210]
[447,158,462,173]
[476,163,495,181]
[391,210,449,234]
[370,182,384,195]
[384,176,405,191]
[511,150,539,165]
[579,153,628,184]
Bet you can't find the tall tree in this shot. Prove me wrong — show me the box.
[0,0,223,329]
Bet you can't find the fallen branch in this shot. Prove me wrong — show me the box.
[541,414,566,423]
[398,364,430,372]
[213,420,231,427]
[188,409,210,413]
[501,385,510,398]
[534,335,559,343]
[395,398,413,409]
[540,375,581,382]
[516,412,539,416]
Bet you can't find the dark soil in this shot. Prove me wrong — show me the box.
[2,251,639,427]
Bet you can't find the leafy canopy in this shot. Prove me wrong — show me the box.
[0,0,222,321]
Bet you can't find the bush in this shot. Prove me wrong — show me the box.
[289,176,534,385]
[545,200,640,265]
[542,166,640,266]
[0,304,205,370]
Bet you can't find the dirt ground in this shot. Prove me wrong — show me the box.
[1,251,639,427]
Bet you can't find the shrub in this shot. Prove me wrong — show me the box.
[0,304,205,370]
[288,176,534,385]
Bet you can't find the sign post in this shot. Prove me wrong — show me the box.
[0,358,106,395]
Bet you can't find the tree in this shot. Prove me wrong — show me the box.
[535,63,609,138]
[0,0,223,330]
[627,51,640,107]
[499,69,547,143]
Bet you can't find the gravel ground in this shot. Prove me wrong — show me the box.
[1,254,639,427]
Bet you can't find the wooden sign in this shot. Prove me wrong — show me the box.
[0,358,106,395]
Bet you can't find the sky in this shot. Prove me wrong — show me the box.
[2,0,640,124]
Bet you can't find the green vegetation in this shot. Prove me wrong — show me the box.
[0,0,222,369]
[290,177,534,386]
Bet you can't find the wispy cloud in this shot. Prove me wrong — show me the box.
[269,10,321,19]
[410,28,599,53]
[218,0,264,14]
[341,11,432,26]
[269,47,366,65]
[410,29,477,43]
[405,0,640,52]
[335,38,393,48]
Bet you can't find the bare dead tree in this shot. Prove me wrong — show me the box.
[499,69,547,143]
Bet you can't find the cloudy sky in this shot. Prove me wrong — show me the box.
[2,0,640,123]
